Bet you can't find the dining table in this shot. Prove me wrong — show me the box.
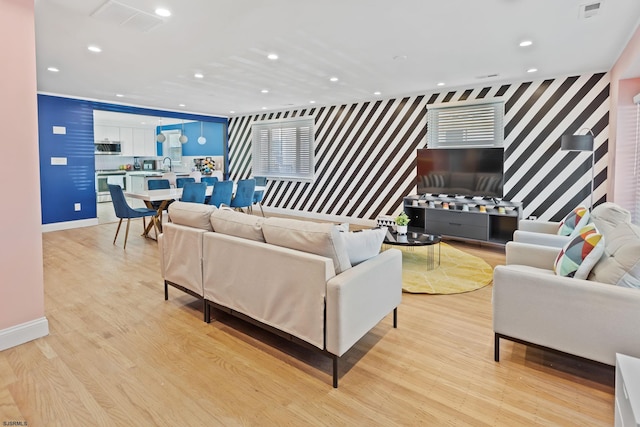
[124,184,265,238]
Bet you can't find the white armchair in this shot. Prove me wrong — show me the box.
[494,202,640,366]
[494,241,640,365]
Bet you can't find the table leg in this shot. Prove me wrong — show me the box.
[142,200,170,239]
[426,244,434,270]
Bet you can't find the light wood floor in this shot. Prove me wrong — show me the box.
[0,218,614,426]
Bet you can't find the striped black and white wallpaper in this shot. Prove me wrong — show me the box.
[228,72,609,222]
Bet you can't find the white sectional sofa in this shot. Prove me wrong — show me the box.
[158,202,402,387]
[493,202,640,366]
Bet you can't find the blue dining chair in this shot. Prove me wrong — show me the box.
[201,176,219,186]
[147,179,171,210]
[181,182,207,203]
[108,184,158,249]
[176,177,195,188]
[230,178,256,212]
[208,180,234,208]
[201,176,218,203]
[252,176,267,216]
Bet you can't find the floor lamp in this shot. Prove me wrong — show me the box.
[561,129,595,210]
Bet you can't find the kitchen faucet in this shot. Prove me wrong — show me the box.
[162,157,172,172]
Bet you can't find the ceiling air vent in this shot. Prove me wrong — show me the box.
[579,2,602,19]
[90,0,164,32]
[476,74,500,80]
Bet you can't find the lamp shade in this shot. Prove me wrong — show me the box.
[561,134,594,152]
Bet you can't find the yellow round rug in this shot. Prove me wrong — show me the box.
[391,242,493,294]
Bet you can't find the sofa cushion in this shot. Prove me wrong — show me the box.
[553,224,604,280]
[590,202,632,236]
[557,205,590,236]
[210,209,265,242]
[589,219,640,288]
[168,201,217,231]
[341,228,387,266]
[262,217,352,274]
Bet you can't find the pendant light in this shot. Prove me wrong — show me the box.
[179,120,188,144]
[198,121,207,144]
[156,120,166,143]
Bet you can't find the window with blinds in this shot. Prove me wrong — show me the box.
[427,101,504,148]
[252,118,315,181]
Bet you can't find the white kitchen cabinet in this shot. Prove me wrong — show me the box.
[132,128,157,156]
[94,125,120,142]
[130,175,146,193]
[145,129,158,156]
[119,127,134,156]
[132,128,146,156]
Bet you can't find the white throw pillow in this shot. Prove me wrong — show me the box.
[341,228,387,266]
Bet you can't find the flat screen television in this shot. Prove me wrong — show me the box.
[416,147,504,198]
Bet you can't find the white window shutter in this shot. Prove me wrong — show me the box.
[252,118,315,181]
[427,101,504,148]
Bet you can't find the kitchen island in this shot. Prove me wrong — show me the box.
[127,171,190,193]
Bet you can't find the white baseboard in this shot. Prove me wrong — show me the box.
[42,218,99,232]
[261,206,377,228]
[0,317,49,351]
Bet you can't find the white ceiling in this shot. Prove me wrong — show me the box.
[35,0,640,118]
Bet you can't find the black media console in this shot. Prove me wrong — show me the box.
[403,195,523,246]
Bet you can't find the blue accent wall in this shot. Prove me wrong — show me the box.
[156,121,225,156]
[38,96,96,224]
[38,94,228,225]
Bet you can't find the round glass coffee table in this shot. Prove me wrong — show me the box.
[383,229,441,270]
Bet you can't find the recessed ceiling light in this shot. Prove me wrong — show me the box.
[229,110,235,114]
[519,40,533,47]
[47,67,59,72]
[88,45,102,53]
[262,107,267,110]
[267,53,278,60]
[179,103,186,107]
[310,100,316,104]
[141,121,146,125]
[194,73,204,79]
[527,68,538,73]
[115,94,124,97]
[155,8,171,17]
[373,91,382,96]
[437,82,445,86]
[261,89,269,94]
[329,77,339,82]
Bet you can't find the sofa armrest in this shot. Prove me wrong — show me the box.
[325,248,402,357]
[493,264,640,365]
[158,233,164,276]
[513,230,570,248]
[518,219,560,234]
[161,223,207,297]
[505,241,560,269]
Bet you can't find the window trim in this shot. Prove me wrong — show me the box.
[251,117,315,182]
